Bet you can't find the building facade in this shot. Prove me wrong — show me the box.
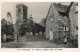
[45,3,70,43]
[16,4,28,27]
[69,2,78,37]
[46,2,78,44]
[68,2,78,45]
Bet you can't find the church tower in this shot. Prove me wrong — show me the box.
[14,4,28,42]
[16,4,28,26]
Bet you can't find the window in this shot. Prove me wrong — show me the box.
[18,9,21,12]
[18,9,21,14]
[50,17,53,22]
[59,27,69,31]
[75,3,78,13]
[7,12,11,17]
[64,27,69,31]
[75,6,78,13]
[76,26,78,30]
[50,15,54,22]
[74,26,78,30]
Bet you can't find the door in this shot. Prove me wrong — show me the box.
[49,29,53,40]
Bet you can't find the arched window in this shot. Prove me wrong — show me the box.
[18,9,21,15]
[7,12,11,17]
[7,12,13,24]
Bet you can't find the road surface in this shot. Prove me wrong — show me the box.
[1,40,76,48]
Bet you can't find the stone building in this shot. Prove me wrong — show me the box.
[14,4,28,41]
[46,3,69,43]
[26,18,45,36]
[16,4,28,27]
[46,2,78,44]
[69,2,78,37]
[68,2,78,45]
[14,4,45,41]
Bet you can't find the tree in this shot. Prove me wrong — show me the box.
[19,19,30,36]
[7,24,14,36]
[1,19,7,35]
[39,18,46,27]
[1,18,14,42]
[19,18,35,36]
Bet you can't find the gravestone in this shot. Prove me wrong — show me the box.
[3,34,6,42]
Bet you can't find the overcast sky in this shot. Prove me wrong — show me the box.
[1,2,70,24]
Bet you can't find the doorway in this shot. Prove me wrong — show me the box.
[49,29,53,40]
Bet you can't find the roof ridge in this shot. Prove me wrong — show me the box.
[53,3,68,12]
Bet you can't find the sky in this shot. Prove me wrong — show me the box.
[1,2,70,24]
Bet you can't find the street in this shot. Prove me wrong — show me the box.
[1,40,76,48]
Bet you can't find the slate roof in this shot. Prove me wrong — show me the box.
[53,3,68,13]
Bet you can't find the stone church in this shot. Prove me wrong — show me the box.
[14,4,45,41]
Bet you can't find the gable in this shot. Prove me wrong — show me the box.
[46,3,58,21]
[53,3,68,13]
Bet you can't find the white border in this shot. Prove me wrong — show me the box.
[0,0,79,52]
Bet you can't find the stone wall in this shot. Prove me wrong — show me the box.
[46,4,59,40]
[69,2,78,37]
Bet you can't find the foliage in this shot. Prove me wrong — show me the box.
[1,19,14,36]
[7,24,14,35]
[1,19,7,34]
[19,19,35,36]
[39,18,46,27]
